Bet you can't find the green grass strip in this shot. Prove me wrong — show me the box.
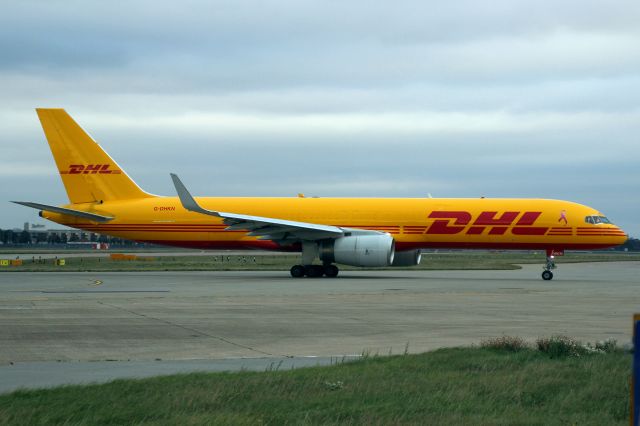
[0,347,630,425]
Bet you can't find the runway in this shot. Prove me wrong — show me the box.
[1,262,638,393]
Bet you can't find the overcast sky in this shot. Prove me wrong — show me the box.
[1,0,639,236]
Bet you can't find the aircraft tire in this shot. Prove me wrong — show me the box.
[541,270,553,281]
[324,264,339,278]
[290,265,305,278]
[305,265,324,278]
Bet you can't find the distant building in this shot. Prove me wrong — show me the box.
[2,220,148,248]
[21,227,97,244]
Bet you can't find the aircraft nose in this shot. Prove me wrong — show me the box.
[612,226,628,244]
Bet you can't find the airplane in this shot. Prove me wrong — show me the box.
[13,109,627,280]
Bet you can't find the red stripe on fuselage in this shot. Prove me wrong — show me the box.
[136,239,621,252]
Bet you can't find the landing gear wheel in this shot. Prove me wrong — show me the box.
[541,270,553,281]
[323,264,339,278]
[305,265,324,278]
[290,265,305,278]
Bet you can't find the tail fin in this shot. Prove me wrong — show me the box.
[36,108,153,203]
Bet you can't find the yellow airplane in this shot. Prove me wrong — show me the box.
[13,109,627,280]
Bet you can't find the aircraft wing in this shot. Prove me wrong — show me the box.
[171,173,379,244]
[11,201,114,222]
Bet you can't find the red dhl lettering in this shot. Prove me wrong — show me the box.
[426,211,471,234]
[60,164,121,175]
[423,211,548,235]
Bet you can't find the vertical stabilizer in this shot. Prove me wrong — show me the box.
[36,108,153,203]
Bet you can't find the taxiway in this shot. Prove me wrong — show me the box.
[0,262,638,392]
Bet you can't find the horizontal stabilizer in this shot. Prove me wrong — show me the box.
[12,201,113,222]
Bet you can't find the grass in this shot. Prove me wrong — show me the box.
[0,251,639,272]
[0,346,630,425]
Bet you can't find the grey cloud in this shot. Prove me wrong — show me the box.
[3,1,639,85]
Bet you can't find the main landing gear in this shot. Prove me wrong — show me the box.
[290,241,340,278]
[290,264,339,278]
[542,251,557,281]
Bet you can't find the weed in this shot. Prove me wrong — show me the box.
[481,335,529,352]
[596,338,619,353]
[536,335,588,358]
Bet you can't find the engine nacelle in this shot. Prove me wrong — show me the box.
[391,249,422,266]
[320,234,395,267]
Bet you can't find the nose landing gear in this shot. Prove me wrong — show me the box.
[542,249,559,280]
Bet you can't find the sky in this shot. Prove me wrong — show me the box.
[1,0,639,236]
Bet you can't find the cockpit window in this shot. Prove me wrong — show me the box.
[585,215,612,225]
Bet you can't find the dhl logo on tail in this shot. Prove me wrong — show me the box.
[60,164,121,175]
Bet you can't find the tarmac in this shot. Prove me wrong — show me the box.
[1,261,638,393]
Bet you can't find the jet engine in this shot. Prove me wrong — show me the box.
[320,234,395,267]
[391,249,422,266]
